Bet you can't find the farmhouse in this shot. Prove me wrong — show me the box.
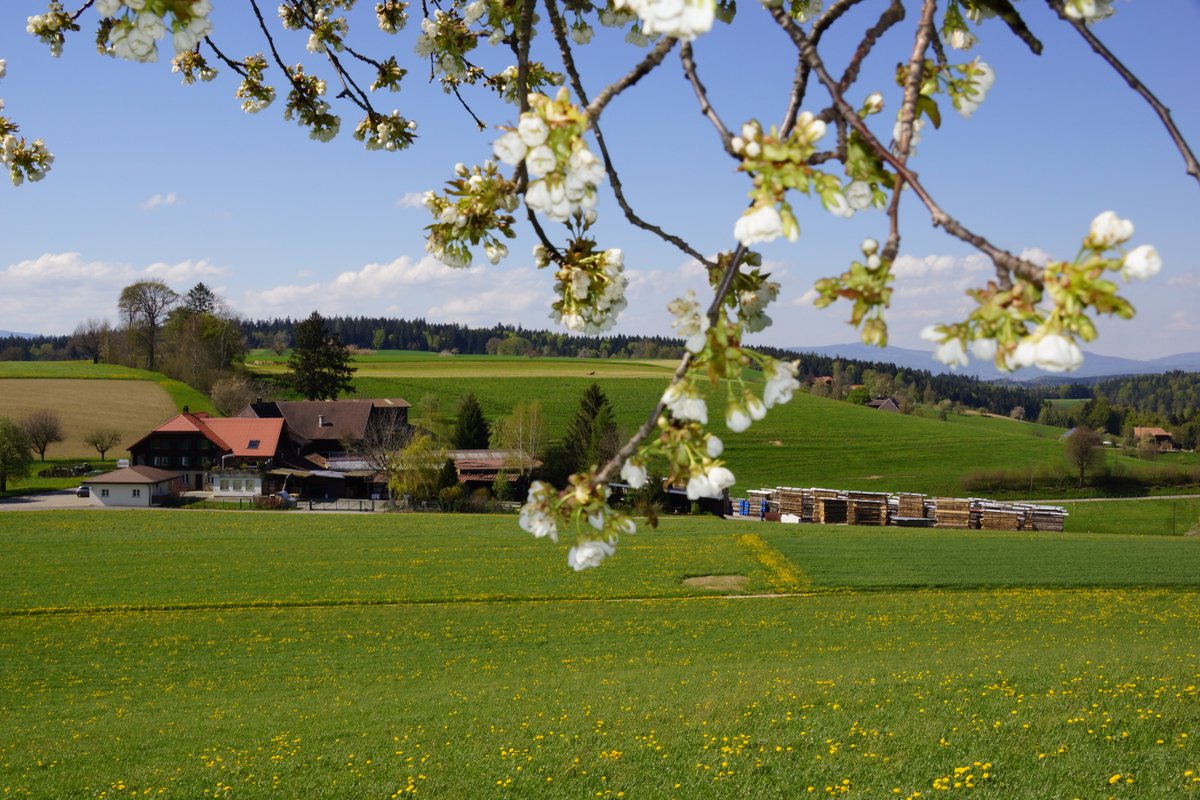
[865,397,900,413]
[1134,426,1177,452]
[446,449,543,490]
[83,465,185,507]
[128,410,286,492]
[238,398,411,499]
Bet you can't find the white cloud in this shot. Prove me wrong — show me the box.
[891,252,988,279]
[0,252,225,334]
[395,192,429,209]
[1167,310,1197,333]
[140,192,180,211]
[1167,272,1200,288]
[794,288,819,306]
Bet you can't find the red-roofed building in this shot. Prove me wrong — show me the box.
[128,409,286,493]
[1134,426,1177,452]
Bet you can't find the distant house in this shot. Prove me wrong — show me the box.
[83,466,185,507]
[128,410,286,492]
[238,398,411,499]
[1134,426,1177,452]
[446,449,543,490]
[865,397,900,413]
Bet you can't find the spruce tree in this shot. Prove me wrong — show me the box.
[453,394,491,449]
[563,383,618,472]
[287,311,355,400]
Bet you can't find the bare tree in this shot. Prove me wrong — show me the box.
[21,410,63,462]
[210,374,271,417]
[70,318,108,364]
[347,415,413,505]
[1064,426,1105,488]
[83,429,123,461]
[493,399,548,477]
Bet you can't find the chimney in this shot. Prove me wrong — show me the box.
[318,414,326,427]
[183,405,190,414]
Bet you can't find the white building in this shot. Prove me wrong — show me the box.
[83,466,186,507]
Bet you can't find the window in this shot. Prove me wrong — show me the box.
[219,479,229,492]
[180,456,191,467]
[247,439,261,450]
[232,480,242,492]
[132,489,141,498]
[100,488,109,497]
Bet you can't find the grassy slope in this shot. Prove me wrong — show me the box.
[0,361,214,416]
[245,350,1071,496]
[1,513,1198,799]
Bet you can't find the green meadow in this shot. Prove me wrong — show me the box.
[1,512,1199,799]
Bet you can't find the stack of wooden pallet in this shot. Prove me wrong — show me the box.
[1023,504,1068,531]
[776,487,806,518]
[847,491,890,526]
[978,501,1022,530]
[813,488,848,524]
[933,497,972,528]
[896,493,927,518]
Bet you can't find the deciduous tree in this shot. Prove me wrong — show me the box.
[117,280,179,370]
[21,409,63,462]
[0,416,33,492]
[1064,425,1104,488]
[83,429,122,461]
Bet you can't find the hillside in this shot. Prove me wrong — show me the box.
[248,350,1095,497]
[0,362,214,459]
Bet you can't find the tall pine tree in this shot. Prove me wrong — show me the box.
[563,383,618,472]
[453,393,491,449]
[287,311,355,400]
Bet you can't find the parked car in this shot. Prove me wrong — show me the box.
[75,486,90,498]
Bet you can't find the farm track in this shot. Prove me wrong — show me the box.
[7,584,1198,619]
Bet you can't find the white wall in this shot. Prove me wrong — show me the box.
[89,481,172,507]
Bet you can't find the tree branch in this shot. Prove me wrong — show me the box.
[679,42,735,156]
[544,0,715,267]
[769,5,1045,286]
[780,0,868,136]
[586,38,677,122]
[838,0,905,95]
[1048,0,1200,186]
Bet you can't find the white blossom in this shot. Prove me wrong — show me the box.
[517,114,549,147]
[616,0,716,41]
[1033,333,1084,373]
[734,205,787,245]
[662,383,707,424]
[933,337,968,368]
[518,481,559,542]
[970,337,998,361]
[568,539,616,570]
[524,144,557,177]
[823,191,854,219]
[1123,244,1162,280]
[1086,210,1134,248]
[668,290,710,353]
[763,359,799,408]
[706,435,723,458]
[620,458,648,489]
[846,181,873,211]
[861,237,879,256]
[1004,339,1038,371]
[1064,0,1115,23]
[726,404,752,433]
[863,91,884,115]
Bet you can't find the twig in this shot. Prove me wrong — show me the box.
[586,38,677,121]
[679,42,735,155]
[894,0,937,163]
[780,0,868,136]
[70,0,95,22]
[544,0,714,267]
[770,5,1046,286]
[516,0,537,113]
[204,36,249,77]
[838,0,905,95]
[1049,0,1200,186]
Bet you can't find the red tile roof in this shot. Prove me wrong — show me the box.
[205,418,284,457]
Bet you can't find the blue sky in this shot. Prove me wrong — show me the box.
[1,0,1197,361]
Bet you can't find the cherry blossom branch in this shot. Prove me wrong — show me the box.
[585,38,676,122]
[894,0,937,163]
[769,5,1045,287]
[780,0,868,136]
[837,0,905,95]
[516,0,537,113]
[1048,1,1200,186]
[204,36,249,78]
[679,42,734,156]
[69,1,95,22]
[248,0,307,97]
[544,0,714,267]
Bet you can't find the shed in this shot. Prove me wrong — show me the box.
[83,466,186,507]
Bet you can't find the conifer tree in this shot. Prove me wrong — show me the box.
[453,394,491,449]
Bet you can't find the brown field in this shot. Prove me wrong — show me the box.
[0,379,177,460]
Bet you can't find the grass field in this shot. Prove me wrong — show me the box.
[0,379,177,460]
[240,351,1085,498]
[1,512,1198,799]
[0,361,214,414]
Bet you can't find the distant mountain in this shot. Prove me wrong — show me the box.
[786,342,1200,382]
[0,329,38,338]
